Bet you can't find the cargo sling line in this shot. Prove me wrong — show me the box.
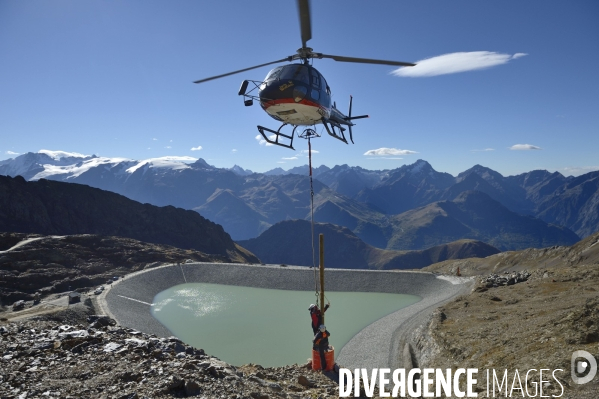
[307,136,329,309]
[299,127,329,309]
[308,138,320,303]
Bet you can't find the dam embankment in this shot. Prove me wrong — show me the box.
[99,262,472,370]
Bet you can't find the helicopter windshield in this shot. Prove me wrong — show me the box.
[265,67,283,82]
[278,65,310,84]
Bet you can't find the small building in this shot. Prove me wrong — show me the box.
[68,292,81,304]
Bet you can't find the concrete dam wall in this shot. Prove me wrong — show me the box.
[101,263,471,370]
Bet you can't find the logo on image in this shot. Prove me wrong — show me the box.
[571,350,597,385]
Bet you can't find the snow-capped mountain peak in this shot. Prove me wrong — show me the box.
[31,157,135,180]
[229,165,253,176]
[408,159,431,174]
[38,150,91,161]
[0,150,96,180]
[125,156,198,174]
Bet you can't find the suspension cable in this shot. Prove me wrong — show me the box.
[308,137,320,304]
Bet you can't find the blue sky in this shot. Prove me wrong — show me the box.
[1,0,598,176]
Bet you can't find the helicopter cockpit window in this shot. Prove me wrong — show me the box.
[278,65,310,84]
[311,88,320,100]
[311,75,320,88]
[265,67,283,82]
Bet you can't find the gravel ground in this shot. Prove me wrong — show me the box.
[0,305,340,399]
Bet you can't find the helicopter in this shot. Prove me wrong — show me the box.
[194,0,416,150]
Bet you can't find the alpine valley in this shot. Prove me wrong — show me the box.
[2,150,597,260]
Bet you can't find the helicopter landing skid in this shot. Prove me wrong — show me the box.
[321,119,349,144]
[257,124,298,150]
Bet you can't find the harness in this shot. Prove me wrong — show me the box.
[314,331,328,345]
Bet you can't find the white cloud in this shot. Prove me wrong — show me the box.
[509,144,542,151]
[366,157,403,160]
[282,156,298,160]
[364,148,418,156]
[299,149,319,157]
[6,151,20,155]
[191,146,203,151]
[392,51,528,78]
[255,135,266,145]
[152,138,158,141]
[560,166,599,177]
[232,149,237,152]
[165,146,172,149]
[255,134,274,146]
[471,148,495,152]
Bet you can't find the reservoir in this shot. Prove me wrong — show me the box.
[151,282,420,367]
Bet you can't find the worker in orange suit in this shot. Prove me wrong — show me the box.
[313,324,331,371]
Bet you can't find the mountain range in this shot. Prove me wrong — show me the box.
[238,219,500,270]
[382,190,579,251]
[2,150,597,250]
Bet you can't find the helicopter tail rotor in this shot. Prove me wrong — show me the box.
[343,95,368,144]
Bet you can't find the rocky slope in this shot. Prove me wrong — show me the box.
[0,175,254,260]
[238,219,499,270]
[406,232,599,398]
[423,229,599,276]
[0,306,337,399]
[411,265,599,398]
[0,233,258,304]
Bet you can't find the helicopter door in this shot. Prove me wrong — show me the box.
[310,71,320,101]
[311,69,330,108]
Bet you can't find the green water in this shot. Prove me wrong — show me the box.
[151,283,420,367]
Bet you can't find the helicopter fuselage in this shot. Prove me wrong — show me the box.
[258,64,335,126]
[238,62,369,149]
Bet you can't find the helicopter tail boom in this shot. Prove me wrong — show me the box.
[345,114,369,121]
[324,95,369,144]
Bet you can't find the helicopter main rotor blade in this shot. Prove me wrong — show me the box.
[317,53,416,67]
[297,0,312,48]
[193,57,292,84]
